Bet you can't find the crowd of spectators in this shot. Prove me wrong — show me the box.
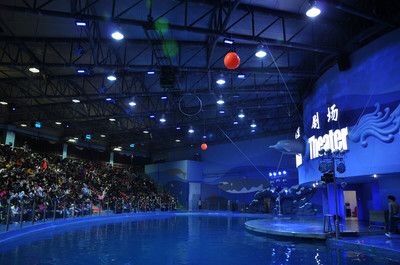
[0,144,176,223]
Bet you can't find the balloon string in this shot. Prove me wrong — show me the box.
[218,126,269,181]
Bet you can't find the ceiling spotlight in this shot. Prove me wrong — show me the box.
[20,123,27,127]
[111,31,124,40]
[216,75,226,85]
[105,97,113,101]
[233,121,238,125]
[306,1,321,18]
[147,70,155,75]
[238,110,245,119]
[77,69,86,74]
[269,172,273,177]
[0,101,8,105]
[28,67,40,73]
[216,96,225,105]
[75,21,87,27]
[237,73,245,79]
[55,121,62,125]
[68,138,77,143]
[161,96,168,100]
[273,172,277,176]
[188,127,195,134]
[175,139,181,143]
[219,110,225,114]
[373,174,378,178]
[149,114,155,119]
[72,99,80,103]
[143,130,150,134]
[109,118,116,122]
[159,115,166,123]
[223,38,234,45]
[107,74,117,81]
[176,126,181,130]
[100,134,106,138]
[283,170,287,175]
[128,101,137,107]
[73,137,79,140]
[113,147,122,152]
[251,129,256,133]
[250,121,257,128]
[255,45,267,58]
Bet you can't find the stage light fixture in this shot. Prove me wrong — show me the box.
[216,96,225,105]
[269,172,272,177]
[175,139,181,143]
[250,121,257,128]
[106,97,113,101]
[143,130,150,134]
[100,134,106,138]
[233,121,238,125]
[75,21,87,27]
[255,45,267,58]
[128,101,137,107]
[283,170,287,175]
[72,99,80,103]
[111,31,124,40]
[77,69,86,74]
[188,127,195,134]
[29,67,40,73]
[161,96,168,100]
[149,114,155,119]
[238,110,245,119]
[159,115,166,123]
[306,1,321,18]
[147,70,155,75]
[107,74,117,81]
[20,123,27,127]
[55,121,62,125]
[176,126,181,130]
[237,73,245,79]
[216,75,226,85]
[0,101,8,105]
[109,118,116,122]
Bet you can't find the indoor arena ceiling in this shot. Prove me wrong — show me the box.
[0,0,399,153]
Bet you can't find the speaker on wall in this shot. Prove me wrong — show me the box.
[337,53,351,71]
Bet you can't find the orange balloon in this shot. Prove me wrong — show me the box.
[224,52,240,70]
[201,143,208,151]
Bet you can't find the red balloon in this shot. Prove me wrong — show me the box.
[224,52,240,70]
[201,143,208,151]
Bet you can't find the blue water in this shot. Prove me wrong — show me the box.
[0,215,398,265]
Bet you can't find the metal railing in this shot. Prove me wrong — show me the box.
[0,198,177,233]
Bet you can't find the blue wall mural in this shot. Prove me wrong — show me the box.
[298,29,400,216]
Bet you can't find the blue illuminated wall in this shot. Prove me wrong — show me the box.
[299,29,400,216]
[150,134,298,209]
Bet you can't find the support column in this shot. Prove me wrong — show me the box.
[5,131,15,147]
[109,151,114,167]
[62,143,68,159]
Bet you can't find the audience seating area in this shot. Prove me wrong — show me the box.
[0,144,176,225]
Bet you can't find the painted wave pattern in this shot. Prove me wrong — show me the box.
[349,103,400,147]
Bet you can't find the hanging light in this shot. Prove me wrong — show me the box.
[216,95,225,105]
[109,118,116,122]
[233,121,238,125]
[223,38,234,45]
[306,1,321,18]
[111,31,124,40]
[72,99,80,103]
[28,67,40,73]
[107,74,117,81]
[147,70,155,75]
[159,114,166,123]
[128,100,137,107]
[238,109,245,119]
[255,45,267,58]
[188,127,195,134]
[216,75,226,85]
[250,120,257,128]
[237,73,245,79]
[143,130,150,134]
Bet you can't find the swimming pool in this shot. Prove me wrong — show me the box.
[0,213,398,265]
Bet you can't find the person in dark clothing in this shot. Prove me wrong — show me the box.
[385,195,399,237]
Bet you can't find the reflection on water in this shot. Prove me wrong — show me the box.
[0,216,398,265]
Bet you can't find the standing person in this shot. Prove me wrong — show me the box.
[385,195,399,238]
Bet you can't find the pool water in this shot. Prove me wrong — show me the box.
[0,215,398,265]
